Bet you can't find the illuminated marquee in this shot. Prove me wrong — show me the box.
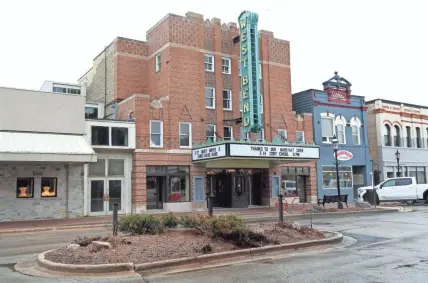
[239,11,262,133]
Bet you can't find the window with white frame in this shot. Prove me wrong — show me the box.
[150,120,163,147]
[206,124,216,142]
[179,122,192,148]
[296,131,305,143]
[335,116,347,144]
[205,87,215,109]
[223,126,232,141]
[204,54,214,72]
[223,89,232,110]
[155,53,161,72]
[222,57,231,74]
[260,93,264,114]
[278,129,287,140]
[322,166,353,190]
[321,113,335,143]
[259,63,262,79]
[350,117,361,145]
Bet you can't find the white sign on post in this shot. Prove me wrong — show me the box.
[192,145,226,161]
[229,144,319,159]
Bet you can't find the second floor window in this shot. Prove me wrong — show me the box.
[206,87,215,109]
[206,124,216,142]
[321,117,334,143]
[85,107,98,119]
[223,126,232,141]
[416,127,422,148]
[204,54,214,72]
[278,129,287,140]
[91,126,109,146]
[222,57,231,74]
[223,90,232,110]
[179,122,191,148]
[384,124,391,146]
[150,120,163,147]
[406,126,412,147]
[296,131,305,144]
[393,125,401,147]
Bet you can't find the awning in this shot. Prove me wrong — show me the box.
[0,132,97,163]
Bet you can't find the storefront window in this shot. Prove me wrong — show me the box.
[168,175,190,202]
[41,177,58,197]
[322,166,353,190]
[417,167,426,184]
[16,178,34,198]
[282,175,297,197]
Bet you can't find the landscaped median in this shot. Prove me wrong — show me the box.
[16,214,343,278]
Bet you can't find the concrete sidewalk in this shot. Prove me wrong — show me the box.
[0,204,397,234]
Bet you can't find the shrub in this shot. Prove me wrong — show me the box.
[161,213,179,228]
[180,214,209,228]
[118,214,164,235]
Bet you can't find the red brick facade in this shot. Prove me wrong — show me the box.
[84,11,318,211]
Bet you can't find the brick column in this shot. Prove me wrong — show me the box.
[213,18,224,139]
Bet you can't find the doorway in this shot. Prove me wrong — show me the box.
[89,178,124,215]
[147,176,165,210]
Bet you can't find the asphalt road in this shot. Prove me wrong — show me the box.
[1,205,428,283]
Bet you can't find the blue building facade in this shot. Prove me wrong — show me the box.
[292,72,372,201]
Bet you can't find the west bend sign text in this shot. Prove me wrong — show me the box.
[239,11,262,133]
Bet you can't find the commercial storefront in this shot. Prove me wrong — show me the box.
[293,72,372,200]
[0,87,97,221]
[367,99,428,184]
[192,142,319,208]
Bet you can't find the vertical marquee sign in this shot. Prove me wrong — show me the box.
[239,11,262,133]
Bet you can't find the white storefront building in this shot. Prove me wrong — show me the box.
[367,99,428,184]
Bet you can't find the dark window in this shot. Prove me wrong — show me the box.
[396,178,412,186]
[16,178,34,198]
[111,127,128,146]
[393,125,401,147]
[85,107,98,119]
[91,126,109,145]
[406,126,412,147]
[41,177,57,197]
[53,87,66,93]
[416,127,422,148]
[384,124,391,146]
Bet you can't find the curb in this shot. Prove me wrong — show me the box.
[32,231,342,277]
[37,250,134,274]
[0,208,399,235]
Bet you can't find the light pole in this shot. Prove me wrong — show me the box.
[332,135,343,209]
[395,150,401,177]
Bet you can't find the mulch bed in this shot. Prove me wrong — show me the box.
[45,222,325,265]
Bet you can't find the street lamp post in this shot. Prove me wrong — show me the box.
[395,150,401,177]
[332,135,343,209]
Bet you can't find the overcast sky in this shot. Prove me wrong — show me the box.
[0,0,426,104]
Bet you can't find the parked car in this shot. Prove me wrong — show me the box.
[357,177,428,205]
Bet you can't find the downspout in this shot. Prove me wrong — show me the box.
[104,46,107,118]
[112,102,118,120]
[65,164,70,218]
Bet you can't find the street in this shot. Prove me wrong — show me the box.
[1,206,428,282]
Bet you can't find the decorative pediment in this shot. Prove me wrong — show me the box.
[323,71,351,104]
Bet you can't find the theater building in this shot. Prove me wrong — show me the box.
[293,73,372,201]
[79,11,319,213]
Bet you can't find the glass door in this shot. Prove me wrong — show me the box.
[89,179,106,215]
[107,179,124,213]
